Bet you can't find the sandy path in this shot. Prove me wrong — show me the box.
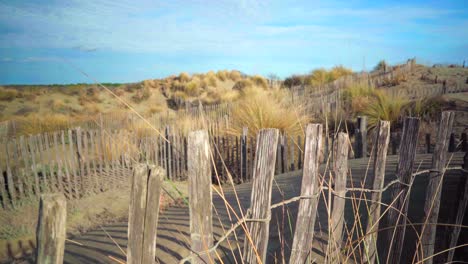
[60,153,466,263]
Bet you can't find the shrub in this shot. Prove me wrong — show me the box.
[206,75,217,87]
[78,86,101,105]
[374,60,388,71]
[113,87,125,96]
[178,72,191,82]
[131,86,151,103]
[216,70,228,81]
[50,99,74,114]
[308,68,332,86]
[232,79,253,91]
[329,65,353,81]
[283,75,304,87]
[184,81,200,96]
[362,90,407,129]
[229,70,242,81]
[124,83,142,93]
[251,75,268,89]
[0,87,19,101]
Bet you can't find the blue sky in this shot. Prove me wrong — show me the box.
[0,0,467,84]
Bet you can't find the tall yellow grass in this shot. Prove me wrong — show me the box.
[227,87,309,138]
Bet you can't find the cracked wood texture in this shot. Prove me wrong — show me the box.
[188,130,213,264]
[127,164,165,264]
[383,117,420,264]
[329,132,349,263]
[243,128,279,264]
[421,111,454,264]
[363,120,390,264]
[36,193,67,264]
[289,124,323,264]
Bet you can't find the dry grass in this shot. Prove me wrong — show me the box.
[362,90,408,129]
[227,87,309,138]
[131,86,151,103]
[13,114,70,135]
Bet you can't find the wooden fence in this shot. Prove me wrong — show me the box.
[289,59,468,117]
[1,114,467,209]
[35,114,468,263]
[0,102,231,138]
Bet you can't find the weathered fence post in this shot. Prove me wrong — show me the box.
[445,151,468,262]
[355,116,368,158]
[329,132,349,262]
[421,111,454,263]
[127,164,165,264]
[383,117,420,263]
[363,120,390,264]
[243,128,279,264]
[188,130,213,263]
[289,124,322,264]
[36,194,67,264]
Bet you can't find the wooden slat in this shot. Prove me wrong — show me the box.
[243,128,279,264]
[36,193,67,263]
[127,164,164,264]
[289,124,323,264]
[188,130,213,263]
[363,121,391,264]
[383,117,420,263]
[421,111,455,263]
[28,135,41,195]
[329,132,350,262]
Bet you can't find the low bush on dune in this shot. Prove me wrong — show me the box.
[250,75,269,89]
[283,75,305,87]
[0,87,20,101]
[131,86,151,103]
[229,70,242,81]
[178,72,191,82]
[78,86,101,105]
[216,70,228,81]
[232,79,254,91]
